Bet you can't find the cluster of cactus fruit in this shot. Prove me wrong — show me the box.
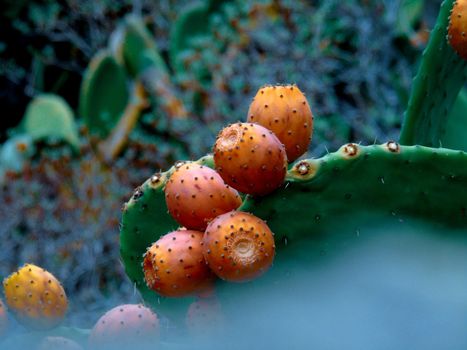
[120,0,467,325]
[138,84,311,301]
[0,0,466,347]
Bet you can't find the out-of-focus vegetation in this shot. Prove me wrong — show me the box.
[0,0,446,327]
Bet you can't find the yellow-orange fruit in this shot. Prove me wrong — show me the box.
[448,0,467,60]
[0,298,8,337]
[165,163,242,230]
[203,211,275,282]
[247,84,313,162]
[89,304,159,349]
[213,123,287,196]
[143,230,216,297]
[2,264,67,330]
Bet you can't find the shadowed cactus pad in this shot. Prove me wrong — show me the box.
[38,336,83,350]
[3,264,68,330]
[121,144,467,321]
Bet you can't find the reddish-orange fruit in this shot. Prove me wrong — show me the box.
[0,299,8,337]
[3,263,68,330]
[203,211,275,282]
[213,123,287,196]
[186,298,224,335]
[143,230,216,297]
[165,163,242,230]
[88,304,159,348]
[448,0,467,60]
[247,84,313,162]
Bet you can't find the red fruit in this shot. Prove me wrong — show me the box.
[213,123,287,196]
[203,211,275,282]
[0,299,8,337]
[143,230,216,297]
[448,0,467,60]
[89,304,159,348]
[247,84,314,161]
[165,163,242,230]
[38,337,83,350]
[186,298,224,335]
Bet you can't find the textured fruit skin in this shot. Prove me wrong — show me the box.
[0,299,8,337]
[165,163,242,230]
[203,211,275,282]
[143,230,216,297]
[213,123,287,196]
[186,298,224,335]
[2,264,67,330]
[38,336,83,350]
[247,84,313,162]
[89,304,159,348]
[448,0,467,60]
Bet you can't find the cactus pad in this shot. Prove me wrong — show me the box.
[120,144,467,320]
[23,94,80,150]
[79,50,129,138]
[400,0,467,147]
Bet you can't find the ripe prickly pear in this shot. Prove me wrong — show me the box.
[38,336,83,350]
[213,123,287,196]
[0,298,8,337]
[247,84,313,162]
[203,211,275,282]
[89,304,159,349]
[143,230,216,297]
[165,163,242,230]
[448,0,467,60]
[2,264,67,330]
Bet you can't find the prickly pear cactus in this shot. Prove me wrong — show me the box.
[3,264,68,330]
[120,144,467,320]
[400,0,467,147]
[23,94,80,150]
[79,50,129,138]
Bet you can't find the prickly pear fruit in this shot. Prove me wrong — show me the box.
[213,123,287,196]
[448,0,467,60]
[203,211,275,282]
[165,163,242,230]
[38,337,83,350]
[186,297,224,335]
[143,230,216,297]
[247,84,313,161]
[89,304,159,349]
[2,264,68,330]
[0,299,8,337]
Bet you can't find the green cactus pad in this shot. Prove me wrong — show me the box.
[399,0,467,147]
[23,94,80,150]
[440,87,467,151]
[118,15,168,77]
[169,2,210,74]
[79,50,129,138]
[120,144,467,321]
